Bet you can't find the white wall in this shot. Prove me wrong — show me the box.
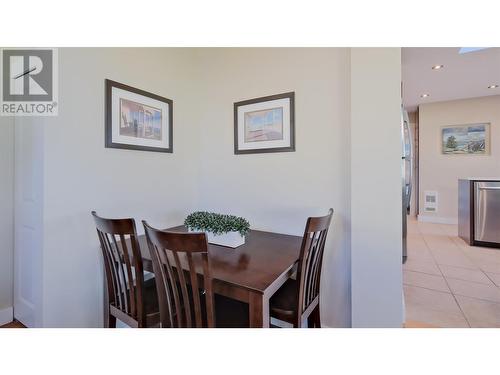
[0,116,14,324]
[195,48,352,327]
[20,48,201,327]
[12,47,404,327]
[350,48,403,327]
[13,115,44,327]
[419,96,500,223]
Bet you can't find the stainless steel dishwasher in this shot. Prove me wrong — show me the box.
[475,181,500,244]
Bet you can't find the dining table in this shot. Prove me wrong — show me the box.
[137,225,303,328]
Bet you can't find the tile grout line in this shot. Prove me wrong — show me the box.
[415,220,472,327]
[448,292,500,306]
[483,273,497,287]
[430,226,474,327]
[407,262,499,286]
[404,282,500,315]
[403,267,442,277]
[406,267,497,288]
[439,272,496,287]
[448,235,500,291]
[403,283,451,295]
[415,221,500,325]
[440,228,500,325]
[485,273,500,288]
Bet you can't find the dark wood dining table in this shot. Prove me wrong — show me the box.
[137,225,303,328]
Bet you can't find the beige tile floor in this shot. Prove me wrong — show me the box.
[404,217,500,327]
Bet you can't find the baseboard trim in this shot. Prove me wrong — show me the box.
[0,306,13,326]
[417,215,458,225]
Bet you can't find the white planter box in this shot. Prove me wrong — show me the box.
[189,229,245,248]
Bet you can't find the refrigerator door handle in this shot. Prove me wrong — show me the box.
[403,115,413,210]
[478,186,500,191]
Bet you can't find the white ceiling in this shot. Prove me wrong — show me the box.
[402,47,500,112]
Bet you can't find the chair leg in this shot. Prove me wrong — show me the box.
[308,306,321,328]
[313,306,321,328]
[106,314,117,328]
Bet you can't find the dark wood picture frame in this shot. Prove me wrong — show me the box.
[105,79,173,153]
[234,92,295,154]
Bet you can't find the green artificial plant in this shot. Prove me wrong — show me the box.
[184,211,250,236]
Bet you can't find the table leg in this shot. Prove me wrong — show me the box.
[249,291,269,328]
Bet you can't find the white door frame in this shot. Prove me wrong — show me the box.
[13,115,44,327]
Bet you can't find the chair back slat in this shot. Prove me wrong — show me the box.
[111,234,130,313]
[186,252,203,328]
[92,211,147,327]
[306,234,316,306]
[119,234,137,316]
[103,232,125,310]
[172,250,192,327]
[97,231,120,309]
[152,244,176,327]
[201,253,215,328]
[296,209,333,326]
[143,221,215,328]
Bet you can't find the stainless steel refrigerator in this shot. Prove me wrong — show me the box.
[402,109,412,263]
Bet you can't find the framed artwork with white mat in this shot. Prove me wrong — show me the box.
[105,79,173,153]
[234,92,295,154]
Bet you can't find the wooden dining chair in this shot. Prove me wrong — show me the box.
[142,221,215,328]
[270,208,334,328]
[92,211,159,328]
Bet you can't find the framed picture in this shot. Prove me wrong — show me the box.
[105,79,173,153]
[234,92,295,154]
[441,123,490,155]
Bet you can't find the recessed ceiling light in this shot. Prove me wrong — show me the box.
[432,65,444,70]
[488,84,499,89]
[421,93,430,98]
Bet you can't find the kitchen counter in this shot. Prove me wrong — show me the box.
[458,177,500,181]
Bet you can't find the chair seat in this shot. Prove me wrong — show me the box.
[144,278,250,328]
[269,278,298,324]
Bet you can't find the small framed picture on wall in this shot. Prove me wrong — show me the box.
[441,123,490,155]
[234,92,295,154]
[105,79,173,153]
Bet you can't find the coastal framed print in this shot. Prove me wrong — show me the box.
[105,79,173,153]
[234,92,295,154]
[441,123,490,155]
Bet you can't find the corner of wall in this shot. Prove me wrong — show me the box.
[0,306,13,326]
[0,115,14,318]
[350,48,403,327]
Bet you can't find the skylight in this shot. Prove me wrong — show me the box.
[459,47,489,54]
